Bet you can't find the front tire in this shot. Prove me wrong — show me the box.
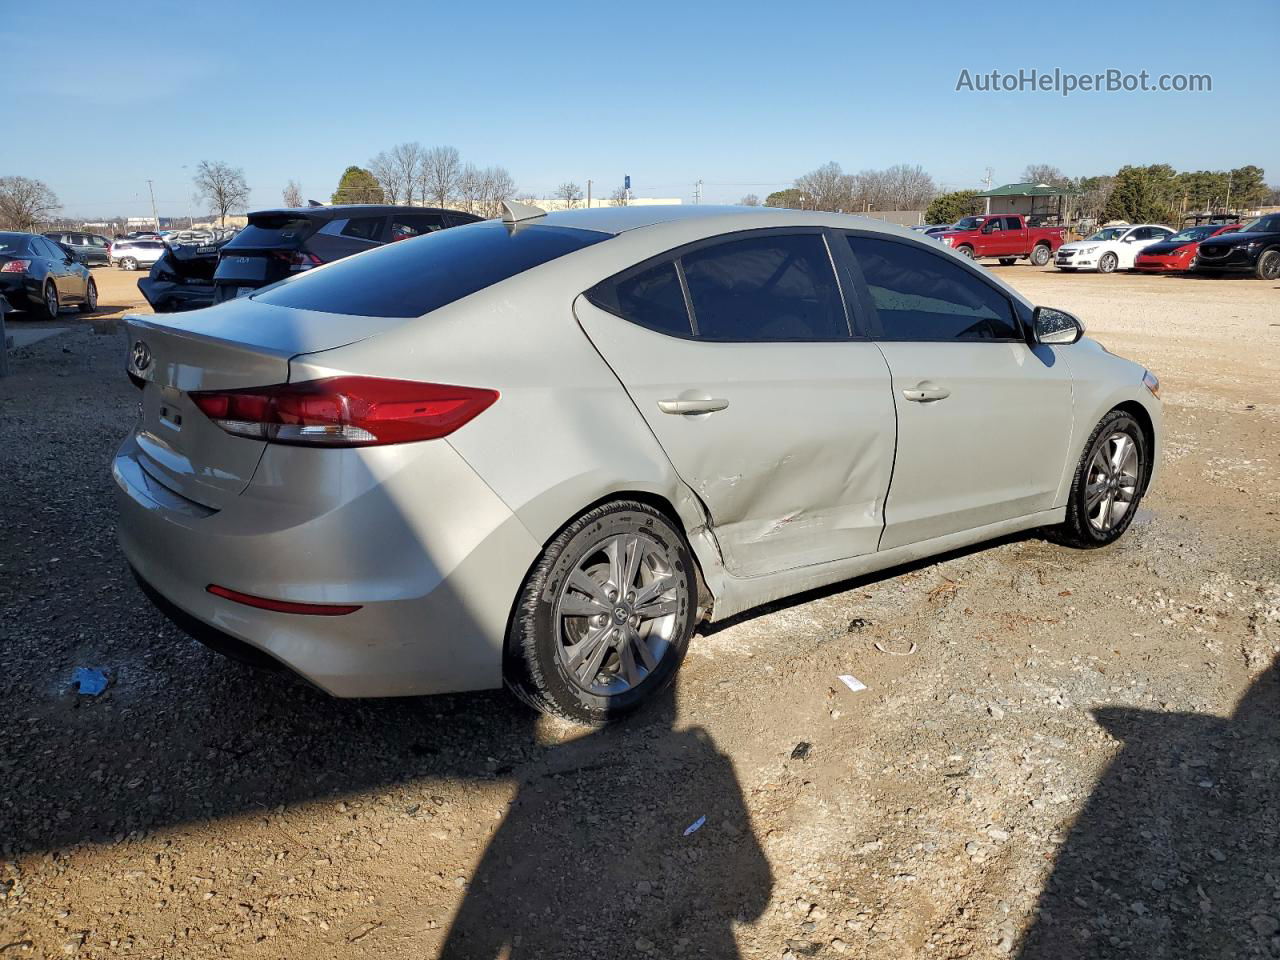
[121,257,138,271]
[1098,252,1118,274]
[1255,249,1280,281]
[1054,410,1149,548]
[505,500,697,725]
[956,245,975,259]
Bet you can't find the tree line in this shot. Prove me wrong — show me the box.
[763,162,937,214]
[923,163,1274,227]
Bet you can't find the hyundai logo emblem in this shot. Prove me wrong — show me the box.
[131,340,152,371]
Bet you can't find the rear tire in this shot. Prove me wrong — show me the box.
[998,258,1016,266]
[1052,409,1149,548]
[78,278,97,313]
[40,282,59,319]
[1030,244,1051,266]
[1098,252,1118,274]
[505,500,697,725]
[1255,249,1280,281]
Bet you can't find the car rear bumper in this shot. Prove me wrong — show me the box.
[113,431,542,697]
[0,274,39,306]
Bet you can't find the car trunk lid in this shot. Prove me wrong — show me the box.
[124,297,405,509]
[213,212,324,299]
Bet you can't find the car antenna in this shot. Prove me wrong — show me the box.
[502,199,546,224]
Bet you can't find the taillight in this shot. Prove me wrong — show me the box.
[1,260,31,273]
[190,376,499,446]
[271,250,322,272]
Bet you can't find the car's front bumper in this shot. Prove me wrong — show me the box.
[1134,255,1191,272]
[1193,248,1257,273]
[1055,252,1097,271]
[113,431,541,697]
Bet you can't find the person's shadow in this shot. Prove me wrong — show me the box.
[1019,660,1280,959]
[439,681,772,959]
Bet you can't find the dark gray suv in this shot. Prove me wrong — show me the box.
[43,231,111,266]
[211,204,482,303]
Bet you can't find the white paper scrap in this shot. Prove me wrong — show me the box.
[837,674,867,693]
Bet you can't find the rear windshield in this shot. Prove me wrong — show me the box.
[253,219,611,318]
[0,235,31,256]
[231,216,319,248]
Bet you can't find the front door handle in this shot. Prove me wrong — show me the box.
[657,397,730,415]
[902,383,951,403]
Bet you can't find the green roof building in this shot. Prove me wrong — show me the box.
[977,182,1076,224]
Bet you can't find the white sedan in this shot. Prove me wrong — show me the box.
[1055,224,1175,273]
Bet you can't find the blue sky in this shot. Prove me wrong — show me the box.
[4,1,1275,218]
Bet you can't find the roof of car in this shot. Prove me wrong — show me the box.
[529,204,915,236]
[252,204,474,220]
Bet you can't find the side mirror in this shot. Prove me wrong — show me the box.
[1121,235,1135,243]
[1033,306,1084,345]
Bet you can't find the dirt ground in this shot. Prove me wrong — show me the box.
[1,263,1278,959]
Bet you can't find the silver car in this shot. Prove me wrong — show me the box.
[115,204,1162,723]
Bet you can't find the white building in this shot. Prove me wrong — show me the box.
[530,197,682,212]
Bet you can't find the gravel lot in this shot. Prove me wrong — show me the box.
[2,264,1278,959]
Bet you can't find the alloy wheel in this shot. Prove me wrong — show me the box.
[1085,431,1140,532]
[45,284,58,317]
[554,532,680,695]
[86,280,97,310]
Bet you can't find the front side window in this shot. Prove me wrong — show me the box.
[680,233,847,341]
[846,234,1020,341]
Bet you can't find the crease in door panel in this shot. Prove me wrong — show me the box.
[871,340,900,552]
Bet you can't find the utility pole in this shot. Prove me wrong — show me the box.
[982,167,994,190]
[146,179,160,229]
[586,179,592,209]
[694,179,703,205]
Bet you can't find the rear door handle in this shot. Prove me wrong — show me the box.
[902,383,951,403]
[657,397,730,415]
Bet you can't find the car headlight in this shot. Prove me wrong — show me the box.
[1080,246,1097,254]
[941,237,953,246]
[1244,240,1263,251]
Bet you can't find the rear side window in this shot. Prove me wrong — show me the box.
[391,213,446,240]
[681,233,847,341]
[587,260,691,337]
[340,216,385,241]
[1003,217,1021,230]
[847,235,1020,341]
[253,219,610,318]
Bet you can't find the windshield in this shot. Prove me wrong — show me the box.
[1168,226,1218,243]
[1087,227,1128,242]
[1241,214,1280,234]
[952,217,986,231]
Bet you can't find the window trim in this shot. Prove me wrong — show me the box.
[585,226,857,343]
[839,229,1029,344]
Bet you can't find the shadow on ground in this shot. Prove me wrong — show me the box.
[1019,662,1280,959]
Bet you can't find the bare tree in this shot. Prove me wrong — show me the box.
[794,162,854,212]
[473,166,517,218]
[421,146,462,209]
[739,193,760,206]
[608,186,628,207]
[1022,164,1069,187]
[0,175,60,230]
[193,161,250,226]
[555,181,584,210]
[389,142,425,205]
[368,151,403,204]
[455,164,482,215]
[882,164,936,210]
[282,179,304,208]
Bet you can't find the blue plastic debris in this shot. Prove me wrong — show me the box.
[71,667,108,696]
[683,815,706,837]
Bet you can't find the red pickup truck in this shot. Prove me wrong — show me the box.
[935,215,1065,266]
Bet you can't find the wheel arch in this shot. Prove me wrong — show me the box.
[1112,399,1157,494]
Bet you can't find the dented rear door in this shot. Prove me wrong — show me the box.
[575,292,897,579]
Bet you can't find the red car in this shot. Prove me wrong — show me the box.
[1134,223,1242,273]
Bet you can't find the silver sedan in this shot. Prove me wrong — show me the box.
[114,204,1162,723]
